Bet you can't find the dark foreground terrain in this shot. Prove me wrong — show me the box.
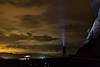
[0,56,99,67]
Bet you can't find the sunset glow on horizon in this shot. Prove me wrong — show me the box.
[0,0,92,56]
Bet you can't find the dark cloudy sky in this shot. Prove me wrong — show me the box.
[0,0,93,56]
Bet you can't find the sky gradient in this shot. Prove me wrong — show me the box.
[0,0,93,56]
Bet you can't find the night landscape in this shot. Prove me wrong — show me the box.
[0,0,99,67]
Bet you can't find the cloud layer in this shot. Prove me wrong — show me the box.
[0,0,62,55]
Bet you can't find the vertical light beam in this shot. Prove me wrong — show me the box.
[57,0,66,56]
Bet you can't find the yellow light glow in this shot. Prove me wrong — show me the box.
[0,48,25,53]
[0,43,32,54]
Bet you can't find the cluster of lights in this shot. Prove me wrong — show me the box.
[19,57,30,60]
[19,55,47,60]
[19,55,30,60]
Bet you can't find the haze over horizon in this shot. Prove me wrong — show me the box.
[0,0,92,56]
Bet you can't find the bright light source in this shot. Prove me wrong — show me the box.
[25,55,31,58]
[19,58,30,60]
[38,56,46,59]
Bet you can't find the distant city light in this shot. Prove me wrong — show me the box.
[25,55,31,58]
[19,55,31,60]
[19,57,30,60]
[37,56,47,59]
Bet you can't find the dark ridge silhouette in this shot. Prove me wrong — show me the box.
[75,0,100,58]
[76,34,100,58]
